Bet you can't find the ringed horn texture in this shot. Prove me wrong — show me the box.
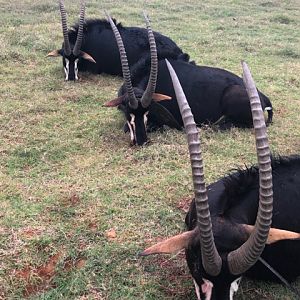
[227,61,273,275]
[73,0,86,56]
[140,12,158,108]
[58,0,86,56]
[165,59,222,276]
[59,0,71,56]
[105,11,138,109]
[165,60,273,277]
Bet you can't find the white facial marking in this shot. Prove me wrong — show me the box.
[229,277,242,300]
[64,58,69,80]
[128,113,136,143]
[127,121,134,143]
[264,107,272,111]
[201,278,213,300]
[193,279,202,300]
[74,58,79,80]
[130,113,135,129]
[143,111,149,127]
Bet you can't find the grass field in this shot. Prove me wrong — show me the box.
[0,0,300,299]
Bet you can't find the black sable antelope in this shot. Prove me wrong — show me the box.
[104,12,173,146]
[107,26,273,147]
[47,1,188,81]
[47,0,96,81]
[140,61,300,299]
[126,56,273,130]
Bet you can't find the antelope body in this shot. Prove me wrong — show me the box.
[104,12,176,146]
[185,155,300,299]
[48,1,189,81]
[107,15,273,146]
[120,56,273,131]
[141,61,300,299]
[68,19,189,77]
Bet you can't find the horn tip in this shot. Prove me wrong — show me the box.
[165,59,172,70]
[241,60,248,70]
[104,10,110,19]
[143,11,148,19]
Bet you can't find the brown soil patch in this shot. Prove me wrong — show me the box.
[15,252,62,297]
[14,251,86,298]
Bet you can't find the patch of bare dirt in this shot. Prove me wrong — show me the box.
[15,252,62,297]
[14,251,87,298]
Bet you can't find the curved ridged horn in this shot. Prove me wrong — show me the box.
[227,61,273,275]
[59,0,71,56]
[105,11,138,109]
[165,59,222,276]
[141,12,158,108]
[73,0,86,56]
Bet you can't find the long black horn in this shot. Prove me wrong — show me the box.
[73,0,86,56]
[227,61,273,275]
[105,12,138,109]
[141,12,158,108]
[59,0,71,56]
[165,59,222,276]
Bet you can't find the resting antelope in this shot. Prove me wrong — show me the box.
[140,61,299,299]
[106,15,273,145]
[47,1,189,81]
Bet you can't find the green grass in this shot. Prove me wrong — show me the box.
[0,0,300,299]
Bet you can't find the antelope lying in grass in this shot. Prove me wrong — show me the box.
[140,61,300,299]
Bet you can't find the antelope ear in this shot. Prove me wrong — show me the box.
[139,230,196,256]
[103,95,125,107]
[46,49,61,57]
[243,225,300,244]
[152,93,172,102]
[80,51,96,63]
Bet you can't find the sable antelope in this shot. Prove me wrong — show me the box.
[107,18,274,146]
[118,55,273,137]
[140,61,300,299]
[47,0,96,81]
[104,12,173,146]
[47,1,189,81]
